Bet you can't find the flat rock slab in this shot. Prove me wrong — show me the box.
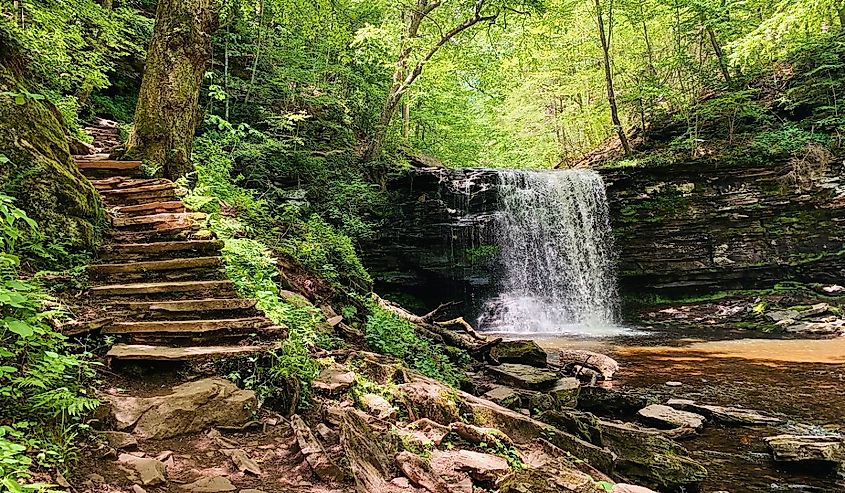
[490,340,548,367]
[667,399,784,426]
[430,449,510,482]
[483,385,520,408]
[107,344,270,362]
[102,378,257,439]
[765,434,845,463]
[180,476,236,492]
[638,404,705,431]
[118,453,166,486]
[487,363,559,391]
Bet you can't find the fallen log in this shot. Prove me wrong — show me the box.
[372,293,497,359]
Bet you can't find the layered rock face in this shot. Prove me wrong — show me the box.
[366,160,845,304]
[602,159,845,295]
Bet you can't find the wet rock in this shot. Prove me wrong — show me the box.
[396,451,450,493]
[496,457,605,493]
[598,421,707,491]
[549,350,619,380]
[118,453,167,486]
[487,363,559,391]
[490,340,548,368]
[361,393,396,420]
[538,410,603,445]
[637,404,705,431]
[483,385,521,409]
[103,378,257,439]
[667,399,785,426]
[291,414,345,482]
[766,309,800,322]
[431,449,510,482]
[180,476,236,492]
[764,434,845,466]
[99,430,137,450]
[549,378,580,408]
[578,386,657,417]
[313,362,356,394]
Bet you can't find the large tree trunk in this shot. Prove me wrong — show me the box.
[126,0,219,180]
[595,0,631,155]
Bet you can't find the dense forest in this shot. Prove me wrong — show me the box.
[2,0,845,491]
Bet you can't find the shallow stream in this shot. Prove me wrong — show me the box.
[536,329,845,492]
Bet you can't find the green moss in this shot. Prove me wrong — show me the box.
[0,66,103,253]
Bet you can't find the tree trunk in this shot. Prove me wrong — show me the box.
[595,0,631,155]
[126,0,219,180]
[706,25,731,85]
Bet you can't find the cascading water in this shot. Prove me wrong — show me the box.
[477,169,621,335]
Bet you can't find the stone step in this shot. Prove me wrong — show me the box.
[76,159,142,171]
[106,343,272,361]
[102,188,178,206]
[104,317,277,335]
[111,201,186,217]
[91,280,236,299]
[88,256,223,280]
[92,177,172,191]
[99,240,224,261]
[112,298,257,313]
[111,212,206,229]
[109,222,201,242]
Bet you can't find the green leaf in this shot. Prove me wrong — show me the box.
[5,319,33,338]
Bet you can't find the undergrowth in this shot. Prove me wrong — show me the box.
[0,195,98,492]
[364,301,468,387]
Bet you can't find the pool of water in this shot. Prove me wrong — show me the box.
[535,328,845,492]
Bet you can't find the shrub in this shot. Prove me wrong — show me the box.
[365,301,467,387]
[0,195,98,489]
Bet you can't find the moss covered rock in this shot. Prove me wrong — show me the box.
[0,66,102,250]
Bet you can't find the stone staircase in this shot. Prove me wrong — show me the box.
[73,120,283,363]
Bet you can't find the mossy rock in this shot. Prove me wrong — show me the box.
[0,65,103,251]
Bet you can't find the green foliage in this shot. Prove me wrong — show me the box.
[364,302,467,387]
[0,195,98,488]
[190,132,373,293]
[753,125,831,155]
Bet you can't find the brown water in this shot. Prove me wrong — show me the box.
[536,329,845,493]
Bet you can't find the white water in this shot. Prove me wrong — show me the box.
[477,169,624,335]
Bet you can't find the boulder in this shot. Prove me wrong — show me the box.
[578,386,657,417]
[487,364,559,391]
[483,385,520,409]
[118,454,167,486]
[394,379,463,424]
[538,410,603,445]
[598,421,707,491]
[0,65,102,250]
[313,363,356,394]
[764,435,845,466]
[99,431,137,450]
[179,476,236,492]
[549,350,619,380]
[496,457,606,493]
[666,399,785,426]
[361,393,396,420]
[490,340,548,367]
[102,378,257,439]
[637,404,705,431]
[549,378,580,408]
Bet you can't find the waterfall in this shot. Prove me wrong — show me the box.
[478,169,621,334]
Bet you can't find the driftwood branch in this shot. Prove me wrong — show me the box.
[372,294,496,358]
